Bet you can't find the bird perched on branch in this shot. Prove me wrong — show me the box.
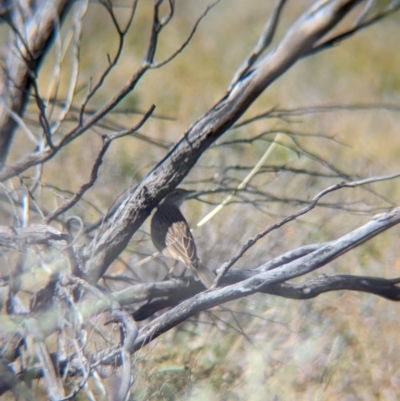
[150,188,215,288]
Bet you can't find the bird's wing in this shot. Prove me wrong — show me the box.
[165,221,198,267]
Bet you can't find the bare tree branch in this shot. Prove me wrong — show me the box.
[1,207,399,389]
[214,172,400,284]
[79,0,137,122]
[24,319,65,400]
[133,207,400,348]
[151,0,221,69]
[44,105,155,223]
[0,0,72,166]
[86,0,368,282]
[0,224,68,251]
[228,0,288,90]
[0,1,399,396]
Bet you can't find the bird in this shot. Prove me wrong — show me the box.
[150,188,215,288]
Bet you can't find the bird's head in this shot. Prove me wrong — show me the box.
[163,188,197,207]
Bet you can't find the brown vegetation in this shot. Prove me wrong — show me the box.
[0,1,400,399]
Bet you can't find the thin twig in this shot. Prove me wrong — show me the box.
[213,172,400,286]
[197,133,283,227]
[79,0,137,122]
[228,0,287,90]
[45,105,155,223]
[151,0,221,69]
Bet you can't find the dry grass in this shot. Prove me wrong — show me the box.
[2,0,400,399]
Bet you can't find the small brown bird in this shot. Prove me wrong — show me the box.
[150,188,215,288]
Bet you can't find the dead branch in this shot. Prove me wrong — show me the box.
[0,0,72,166]
[86,0,382,282]
[133,207,400,347]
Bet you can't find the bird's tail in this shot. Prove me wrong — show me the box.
[191,262,215,288]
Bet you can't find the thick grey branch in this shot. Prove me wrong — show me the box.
[133,207,400,347]
[87,0,364,282]
[0,224,68,251]
[132,273,400,321]
[1,209,399,384]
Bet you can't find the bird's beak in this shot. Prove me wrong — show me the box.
[185,190,202,200]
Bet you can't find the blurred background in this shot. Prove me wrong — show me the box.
[1,0,400,399]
